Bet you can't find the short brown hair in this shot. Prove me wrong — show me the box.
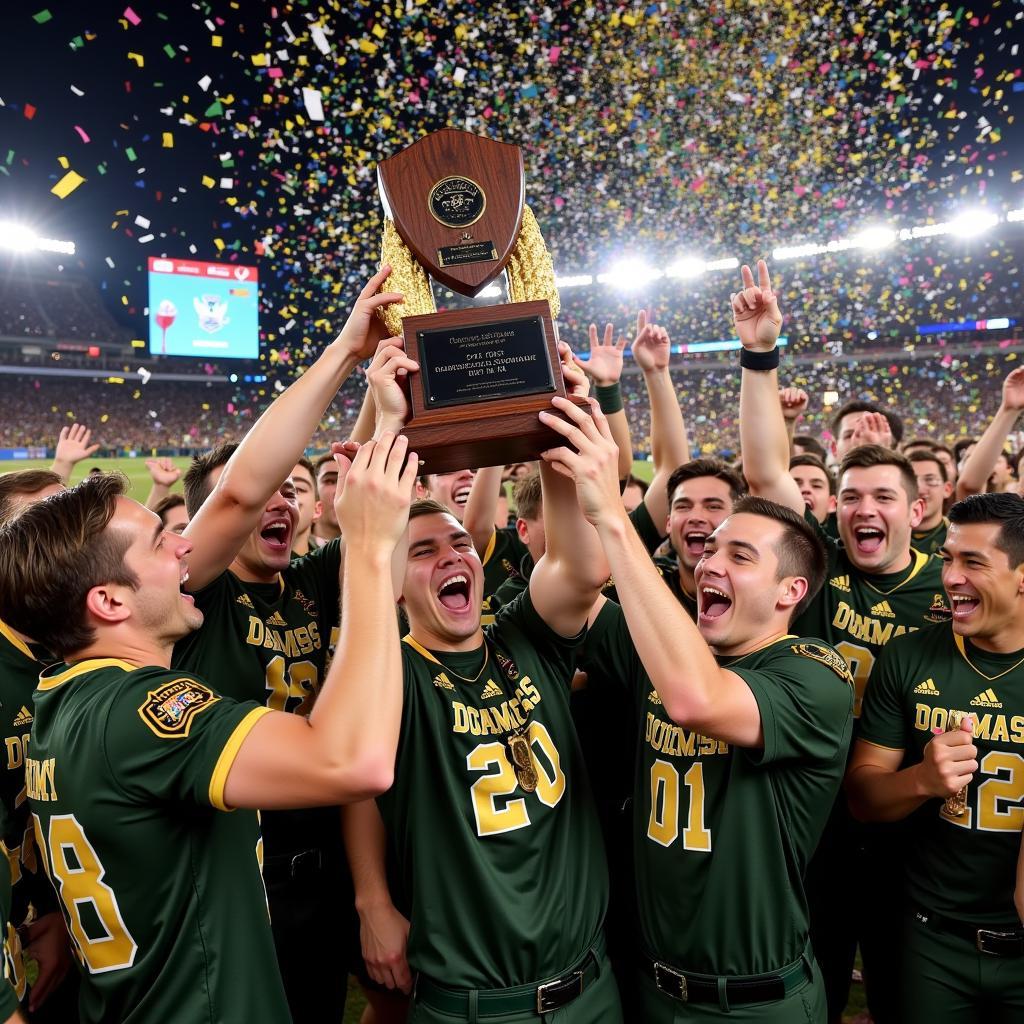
[838,444,918,502]
[292,456,318,497]
[731,495,826,620]
[183,442,237,518]
[314,451,336,476]
[408,498,453,521]
[789,453,836,495]
[667,458,745,507]
[153,493,188,524]
[512,472,542,522]
[0,469,64,525]
[902,437,937,455]
[0,474,139,658]
[831,400,904,447]
[908,449,948,483]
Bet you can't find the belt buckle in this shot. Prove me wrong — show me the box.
[653,962,688,1002]
[976,928,1017,956]
[536,970,583,1014]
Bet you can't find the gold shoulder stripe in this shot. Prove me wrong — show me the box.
[38,658,138,691]
[791,642,855,686]
[903,548,932,585]
[402,634,442,665]
[208,706,272,811]
[0,620,34,661]
[481,530,498,567]
[138,678,220,739]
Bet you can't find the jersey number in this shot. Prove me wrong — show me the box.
[467,723,565,837]
[834,641,875,717]
[647,760,711,851]
[33,814,138,974]
[940,751,1024,832]
[265,656,318,716]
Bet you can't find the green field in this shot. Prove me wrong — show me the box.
[1,455,866,1024]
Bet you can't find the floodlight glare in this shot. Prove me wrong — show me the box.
[854,226,896,250]
[667,257,705,279]
[949,210,999,238]
[0,222,39,252]
[598,258,663,289]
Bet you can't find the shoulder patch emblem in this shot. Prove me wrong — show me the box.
[138,678,219,739]
[791,643,854,686]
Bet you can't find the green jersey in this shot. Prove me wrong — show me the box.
[0,622,58,997]
[379,590,607,988]
[480,528,530,626]
[28,659,288,1024]
[859,623,1024,925]
[912,518,949,556]
[0,800,19,1020]
[794,513,949,715]
[172,540,342,856]
[585,602,854,974]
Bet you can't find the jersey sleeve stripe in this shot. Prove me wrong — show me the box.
[856,738,904,752]
[208,706,274,811]
[481,529,498,567]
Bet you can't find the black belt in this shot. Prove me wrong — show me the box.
[641,944,811,1006]
[262,847,323,884]
[414,934,605,1017]
[913,906,1024,958]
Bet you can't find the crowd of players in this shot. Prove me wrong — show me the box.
[0,262,1022,1023]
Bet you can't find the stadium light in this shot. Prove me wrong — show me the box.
[948,209,999,238]
[0,222,38,252]
[555,274,593,288]
[853,225,896,250]
[666,257,706,279]
[597,258,663,289]
[1008,209,1024,223]
[704,257,740,272]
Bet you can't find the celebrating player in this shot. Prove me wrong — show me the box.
[0,431,414,1024]
[541,396,853,1021]
[908,450,953,555]
[848,492,1024,1021]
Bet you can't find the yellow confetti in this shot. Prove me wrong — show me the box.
[162,132,173,148]
[127,52,144,67]
[201,175,215,188]
[51,170,86,199]
[211,34,222,47]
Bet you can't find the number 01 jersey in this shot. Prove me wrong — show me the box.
[586,603,854,975]
[378,591,607,989]
[859,622,1024,925]
[28,659,288,1024]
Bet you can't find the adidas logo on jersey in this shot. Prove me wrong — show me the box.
[12,706,32,727]
[433,672,454,690]
[829,575,850,592]
[480,679,502,700]
[870,600,895,619]
[912,678,941,697]
[970,688,1002,709]
[648,690,663,705]
[235,593,254,608]
[266,611,288,627]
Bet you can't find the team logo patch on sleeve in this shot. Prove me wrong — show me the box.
[138,678,220,739]
[791,643,855,686]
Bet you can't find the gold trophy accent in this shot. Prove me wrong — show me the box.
[507,732,538,793]
[943,710,973,818]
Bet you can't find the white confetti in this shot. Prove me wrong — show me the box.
[302,87,324,121]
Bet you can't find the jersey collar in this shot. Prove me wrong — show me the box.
[37,658,138,691]
[0,619,35,661]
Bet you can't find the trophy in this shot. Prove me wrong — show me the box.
[374,128,588,473]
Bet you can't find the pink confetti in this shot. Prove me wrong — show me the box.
[123,6,140,25]
[73,125,91,143]
[548,46,561,62]
[267,67,283,78]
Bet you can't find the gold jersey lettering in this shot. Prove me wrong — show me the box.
[831,601,913,646]
[25,757,57,802]
[246,615,265,646]
[644,712,728,758]
[4,735,27,770]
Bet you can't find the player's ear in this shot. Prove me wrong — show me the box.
[777,575,808,612]
[908,494,926,529]
[313,499,323,523]
[827,495,837,514]
[515,517,530,546]
[85,583,131,626]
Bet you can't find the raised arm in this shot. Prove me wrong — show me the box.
[779,387,809,453]
[349,380,378,445]
[632,312,687,529]
[223,432,417,808]
[736,260,803,513]
[342,800,411,993]
[143,458,182,511]
[184,268,401,590]
[462,466,506,559]
[956,368,1024,499]
[541,398,764,746]
[50,423,100,483]
[573,321,633,480]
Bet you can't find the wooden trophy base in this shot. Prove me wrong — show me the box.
[400,300,590,474]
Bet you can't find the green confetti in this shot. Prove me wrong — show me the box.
[125,147,137,161]
[204,99,223,117]
[32,9,52,23]
[163,43,176,58]
[4,150,13,165]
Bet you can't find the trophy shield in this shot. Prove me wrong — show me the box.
[373,128,589,475]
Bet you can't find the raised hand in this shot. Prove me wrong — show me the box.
[144,457,182,487]
[334,432,418,552]
[558,341,591,399]
[538,397,622,526]
[366,336,418,434]
[850,411,893,449]
[631,309,671,373]
[54,423,100,466]
[1001,367,1024,413]
[779,387,809,422]
[573,322,625,386]
[918,716,977,799]
[731,259,782,352]
[331,265,405,363]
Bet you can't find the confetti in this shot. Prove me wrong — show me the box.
[123,6,140,25]
[32,9,52,24]
[50,169,85,198]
